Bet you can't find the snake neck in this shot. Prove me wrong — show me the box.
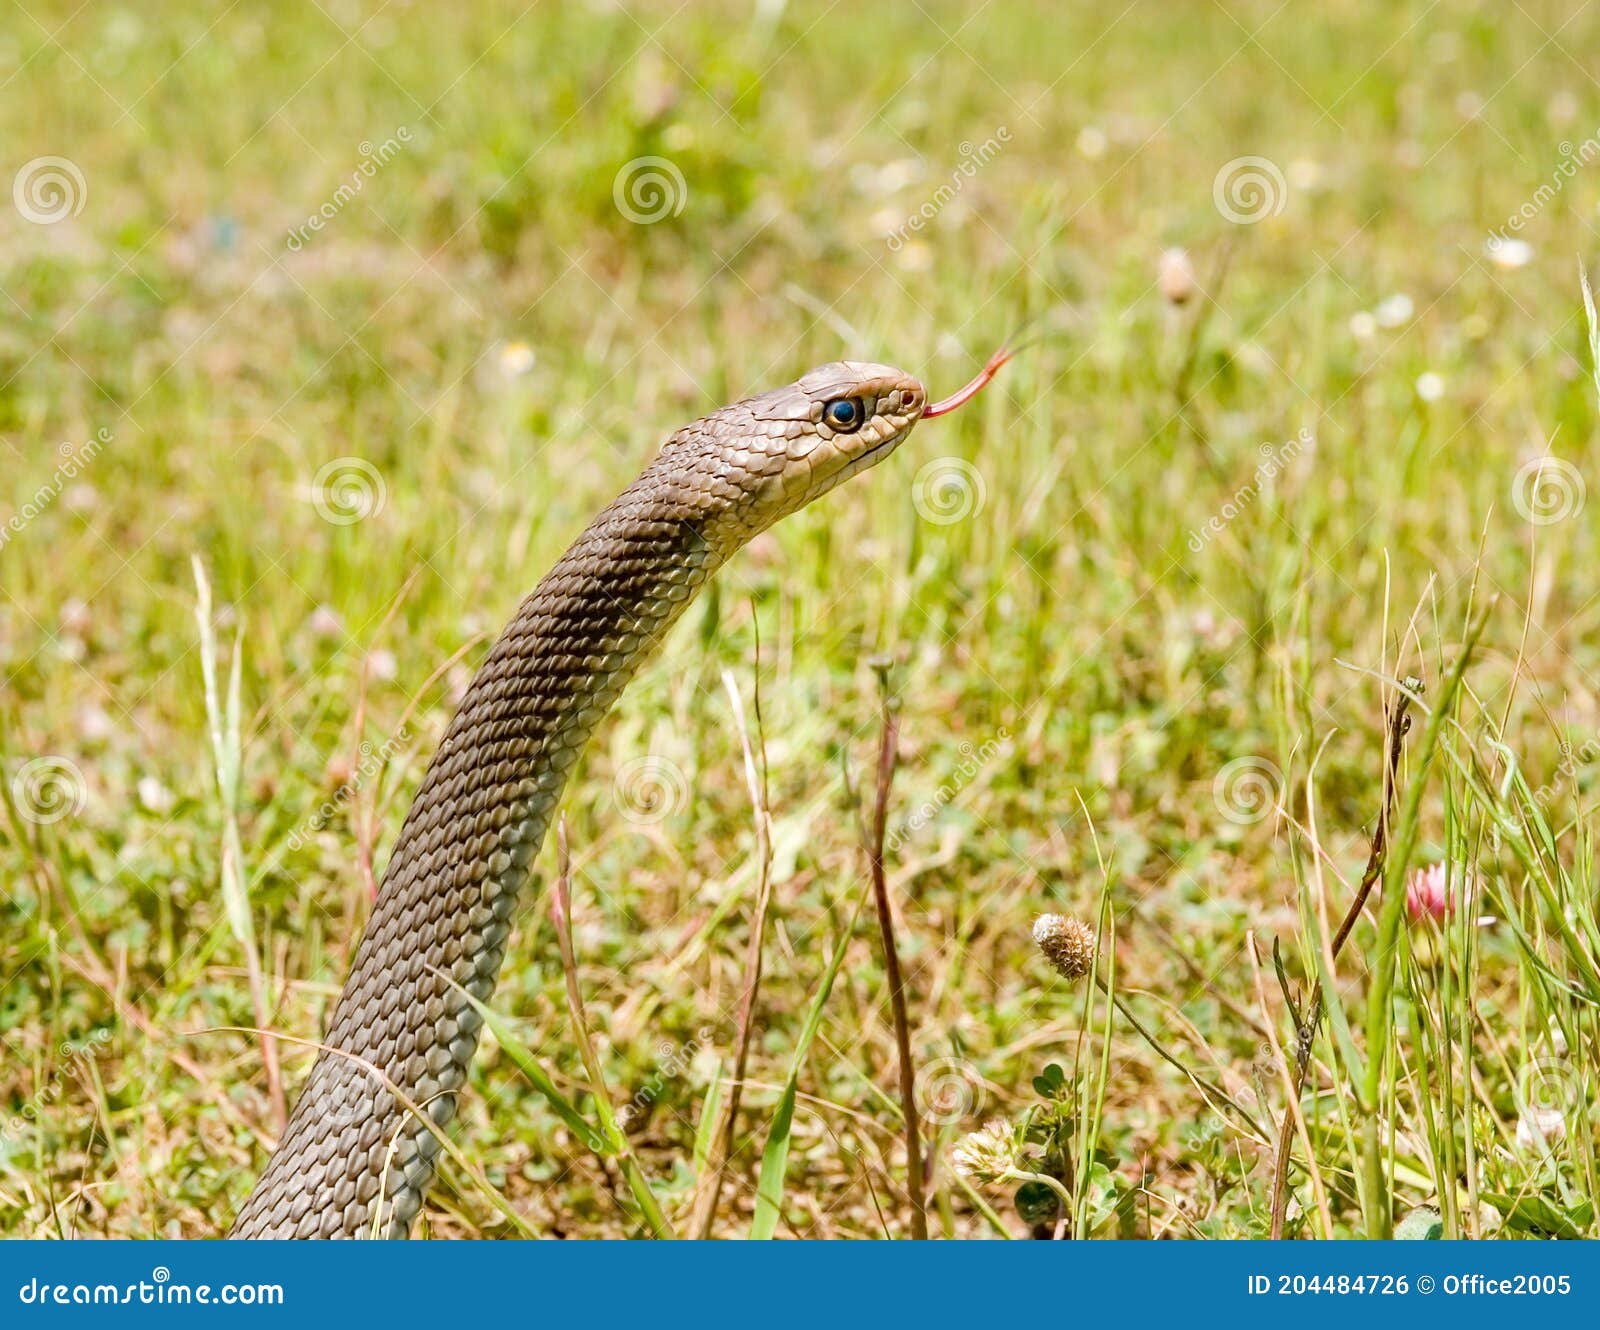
[230,486,722,1238]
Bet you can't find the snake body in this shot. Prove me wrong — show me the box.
[230,362,929,1238]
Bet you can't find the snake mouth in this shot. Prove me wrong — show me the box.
[848,427,911,477]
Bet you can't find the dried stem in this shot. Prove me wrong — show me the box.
[1267,686,1414,1237]
[859,665,925,1239]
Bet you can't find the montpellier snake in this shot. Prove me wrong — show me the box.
[230,351,1008,1238]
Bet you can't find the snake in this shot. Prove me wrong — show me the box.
[229,350,1008,1238]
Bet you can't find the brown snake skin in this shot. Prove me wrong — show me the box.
[230,362,930,1237]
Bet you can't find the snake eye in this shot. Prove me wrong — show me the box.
[823,397,863,432]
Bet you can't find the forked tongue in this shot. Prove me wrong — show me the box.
[922,346,1014,419]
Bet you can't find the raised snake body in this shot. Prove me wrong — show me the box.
[230,361,935,1238]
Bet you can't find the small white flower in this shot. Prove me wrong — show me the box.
[308,605,343,639]
[367,648,398,683]
[137,776,176,814]
[62,483,98,513]
[1487,237,1533,269]
[1515,1106,1566,1153]
[77,704,115,744]
[1416,372,1446,402]
[497,341,535,377]
[1545,1020,1570,1057]
[1548,91,1579,126]
[1375,294,1414,328]
[876,159,921,193]
[870,207,902,239]
[1075,126,1107,160]
[59,598,91,636]
[1158,247,1196,305]
[1287,158,1324,191]
[1348,311,1378,341]
[951,1119,1016,1182]
[895,241,933,273]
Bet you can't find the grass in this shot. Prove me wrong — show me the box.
[2,0,1599,1238]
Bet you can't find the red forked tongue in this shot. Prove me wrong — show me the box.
[922,346,1014,419]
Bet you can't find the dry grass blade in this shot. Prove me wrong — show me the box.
[689,666,775,1236]
[549,818,676,1238]
[191,557,284,1132]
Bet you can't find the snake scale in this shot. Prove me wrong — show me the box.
[230,353,1004,1238]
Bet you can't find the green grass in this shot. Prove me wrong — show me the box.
[2,0,1599,1238]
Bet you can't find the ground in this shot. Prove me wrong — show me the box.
[1,0,1597,1239]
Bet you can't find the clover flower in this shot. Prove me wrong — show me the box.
[951,1119,1016,1183]
[1032,913,1096,980]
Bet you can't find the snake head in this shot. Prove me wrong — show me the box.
[656,360,928,551]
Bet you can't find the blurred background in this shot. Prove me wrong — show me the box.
[2,0,1598,1239]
